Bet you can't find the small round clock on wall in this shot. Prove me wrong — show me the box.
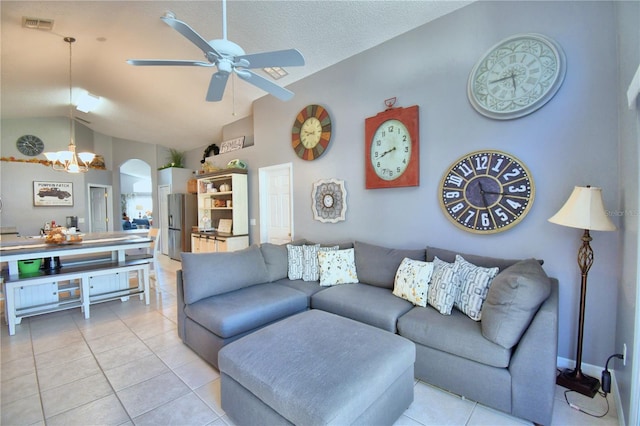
[468,33,566,120]
[365,104,419,189]
[16,134,45,156]
[291,104,332,161]
[439,150,535,234]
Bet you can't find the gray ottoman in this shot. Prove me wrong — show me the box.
[219,309,415,426]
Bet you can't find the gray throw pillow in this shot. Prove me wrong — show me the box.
[181,245,269,304]
[354,241,426,289]
[481,259,551,349]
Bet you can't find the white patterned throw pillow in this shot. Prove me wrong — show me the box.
[286,244,304,280]
[393,258,434,307]
[302,244,339,281]
[454,255,499,321]
[318,248,359,286]
[427,256,461,315]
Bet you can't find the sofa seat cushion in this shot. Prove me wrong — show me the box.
[397,306,511,368]
[311,283,413,332]
[274,278,326,298]
[184,283,308,339]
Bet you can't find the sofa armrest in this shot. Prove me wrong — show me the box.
[509,277,559,426]
[176,269,187,340]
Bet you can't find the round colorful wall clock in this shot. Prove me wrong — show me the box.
[439,150,535,234]
[291,104,332,161]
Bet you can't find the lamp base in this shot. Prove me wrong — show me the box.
[556,368,600,398]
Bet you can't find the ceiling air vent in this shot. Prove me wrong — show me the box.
[22,17,54,31]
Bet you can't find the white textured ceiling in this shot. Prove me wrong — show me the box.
[1,1,472,151]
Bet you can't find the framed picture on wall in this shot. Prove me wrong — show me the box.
[33,181,74,207]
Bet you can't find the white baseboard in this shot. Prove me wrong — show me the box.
[557,357,626,426]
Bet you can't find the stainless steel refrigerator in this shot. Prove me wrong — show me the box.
[167,193,197,260]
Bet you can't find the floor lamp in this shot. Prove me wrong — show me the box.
[548,186,616,397]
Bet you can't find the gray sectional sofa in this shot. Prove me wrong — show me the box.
[177,240,558,425]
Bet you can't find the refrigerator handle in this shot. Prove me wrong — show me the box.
[168,214,173,228]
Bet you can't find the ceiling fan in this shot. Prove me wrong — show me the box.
[127,0,304,102]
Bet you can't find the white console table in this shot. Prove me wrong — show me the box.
[0,233,152,335]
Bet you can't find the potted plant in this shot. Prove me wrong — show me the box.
[159,148,185,170]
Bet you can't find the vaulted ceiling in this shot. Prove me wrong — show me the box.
[1,1,471,151]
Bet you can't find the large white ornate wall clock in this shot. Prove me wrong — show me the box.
[468,33,566,120]
[311,179,347,223]
[365,100,419,189]
[439,150,535,234]
[291,104,332,161]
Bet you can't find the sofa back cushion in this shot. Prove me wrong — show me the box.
[260,240,306,282]
[426,246,542,271]
[481,258,551,349]
[355,241,426,289]
[181,245,270,304]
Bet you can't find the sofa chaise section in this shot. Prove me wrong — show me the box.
[177,245,309,368]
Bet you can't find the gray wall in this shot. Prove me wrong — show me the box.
[615,0,640,422]
[188,1,624,372]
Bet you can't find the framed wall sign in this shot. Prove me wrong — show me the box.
[220,136,245,154]
[33,181,74,207]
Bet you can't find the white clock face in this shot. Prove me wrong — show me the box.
[370,119,411,181]
[323,194,334,208]
[468,33,566,119]
[300,117,322,149]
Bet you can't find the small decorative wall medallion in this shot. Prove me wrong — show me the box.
[311,178,347,223]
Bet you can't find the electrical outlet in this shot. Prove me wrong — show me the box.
[623,343,627,366]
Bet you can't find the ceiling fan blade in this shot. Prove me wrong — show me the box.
[127,59,214,67]
[207,72,230,102]
[236,49,305,69]
[161,16,221,59]
[236,69,294,101]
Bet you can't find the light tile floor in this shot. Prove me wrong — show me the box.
[1,254,619,426]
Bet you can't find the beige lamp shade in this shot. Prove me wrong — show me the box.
[548,186,616,231]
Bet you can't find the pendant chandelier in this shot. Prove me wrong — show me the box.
[43,37,95,173]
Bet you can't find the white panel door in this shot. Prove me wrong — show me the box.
[259,163,293,244]
[89,186,109,232]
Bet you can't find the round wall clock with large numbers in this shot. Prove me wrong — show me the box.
[291,104,332,161]
[16,134,45,156]
[468,33,566,120]
[365,104,419,189]
[439,150,535,234]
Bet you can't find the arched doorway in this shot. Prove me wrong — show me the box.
[119,159,152,230]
